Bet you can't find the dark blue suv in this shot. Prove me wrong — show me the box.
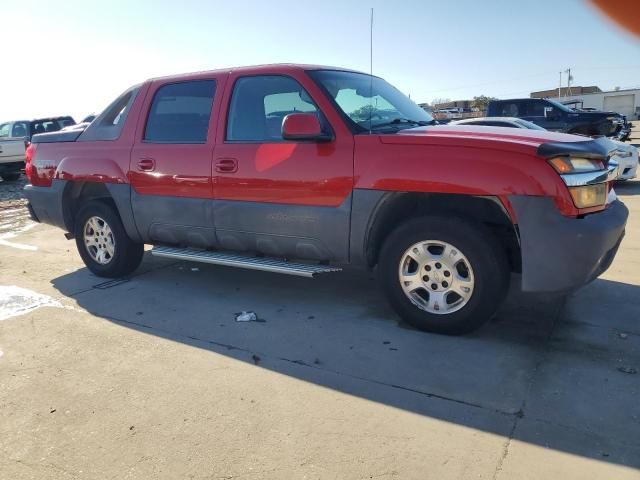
[487,98,618,137]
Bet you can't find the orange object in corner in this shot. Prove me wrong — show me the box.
[590,0,640,37]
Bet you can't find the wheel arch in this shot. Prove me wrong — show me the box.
[362,192,521,273]
[61,181,141,241]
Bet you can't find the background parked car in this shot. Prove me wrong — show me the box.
[562,100,631,141]
[0,117,76,181]
[433,108,463,120]
[0,121,28,180]
[3,117,77,142]
[487,98,618,137]
[451,116,638,181]
[452,116,546,130]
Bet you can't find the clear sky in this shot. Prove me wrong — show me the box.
[1,0,639,122]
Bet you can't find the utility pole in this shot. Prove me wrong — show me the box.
[565,68,572,97]
[558,71,562,98]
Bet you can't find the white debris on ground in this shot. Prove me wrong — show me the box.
[0,286,63,321]
[235,311,258,322]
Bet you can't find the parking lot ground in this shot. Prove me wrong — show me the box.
[1,170,639,477]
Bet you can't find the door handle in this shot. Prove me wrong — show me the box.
[215,158,238,173]
[137,157,155,171]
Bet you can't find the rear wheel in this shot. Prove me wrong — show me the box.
[74,201,144,278]
[378,216,509,335]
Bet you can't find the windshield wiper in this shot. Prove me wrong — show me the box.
[369,118,431,130]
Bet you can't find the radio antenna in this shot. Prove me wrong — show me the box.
[369,7,374,134]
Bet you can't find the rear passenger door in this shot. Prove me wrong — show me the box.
[130,76,225,247]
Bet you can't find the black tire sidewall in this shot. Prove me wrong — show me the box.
[379,217,508,335]
[74,201,141,278]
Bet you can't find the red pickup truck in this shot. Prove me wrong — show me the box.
[24,64,627,335]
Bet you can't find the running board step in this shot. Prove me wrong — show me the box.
[151,246,342,278]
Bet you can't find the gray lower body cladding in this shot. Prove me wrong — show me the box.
[25,181,353,262]
[24,180,67,230]
[130,190,352,263]
[510,196,628,292]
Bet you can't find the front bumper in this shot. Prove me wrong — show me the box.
[509,196,628,292]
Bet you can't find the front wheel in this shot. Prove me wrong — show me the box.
[74,201,144,278]
[378,217,509,335]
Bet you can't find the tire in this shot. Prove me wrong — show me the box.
[2,173,21,181]
[378,216,509,335]
[74,200,144,278]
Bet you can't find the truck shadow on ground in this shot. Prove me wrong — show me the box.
[52,257,640,470]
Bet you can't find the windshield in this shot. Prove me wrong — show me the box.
[308,70,433,133]
[546,99,574,113]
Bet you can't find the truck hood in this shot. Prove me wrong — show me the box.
[380,125,614,160]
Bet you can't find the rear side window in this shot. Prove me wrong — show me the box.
[144,80,216,143]
[226,75,320,142]
[0,123,9,138]
[499,102,521,116]
[79,86,141,142]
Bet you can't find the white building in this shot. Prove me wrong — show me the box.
[557,88,640,119]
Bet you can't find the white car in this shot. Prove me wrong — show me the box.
[610,140,638,180]
[452,117,637,181]
[435,108,463,120]
[0,121,28,181]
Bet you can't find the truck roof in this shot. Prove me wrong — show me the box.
[149,63,365,83]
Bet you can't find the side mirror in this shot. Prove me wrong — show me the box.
[282,113,331,142]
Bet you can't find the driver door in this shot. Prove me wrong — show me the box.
[212,73,354,262]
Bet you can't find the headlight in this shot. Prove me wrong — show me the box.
[568,184,608,208]
[548,156,604,174]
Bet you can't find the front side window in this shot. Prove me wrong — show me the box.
[144,80,216,143]
[527,102,546,117]
[226,75,320,141]
[308,70,433,133]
